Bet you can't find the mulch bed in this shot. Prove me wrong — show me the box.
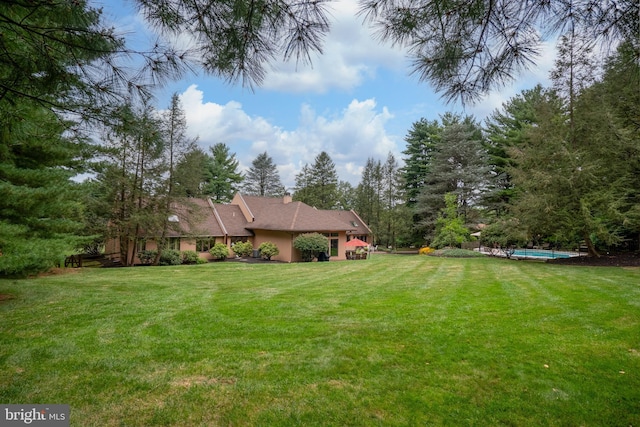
[547,252,640,267]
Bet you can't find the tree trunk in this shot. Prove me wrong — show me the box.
[153,233,167,266]
[120,235,131,266]
[129,224,140,266]
[583,232,600,258]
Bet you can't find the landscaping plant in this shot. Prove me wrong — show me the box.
[232,241,254,257]
[293,232,328,262]
[208,243,229,260]
[258,241,279,260]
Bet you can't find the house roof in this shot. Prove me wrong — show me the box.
[166,198,225,237]
[323,209,373,236]
[238,195,358,232]
[212,204,253,237]
[160,195,369,238]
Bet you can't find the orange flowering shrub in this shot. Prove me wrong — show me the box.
[419,246,435,255]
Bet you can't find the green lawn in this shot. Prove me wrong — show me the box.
[1,255,639,426]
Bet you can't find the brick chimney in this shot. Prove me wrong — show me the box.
[283,194,292,204]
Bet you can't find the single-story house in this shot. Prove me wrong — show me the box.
[107,193,372,263]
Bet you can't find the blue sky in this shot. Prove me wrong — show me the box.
[100,0,556,189]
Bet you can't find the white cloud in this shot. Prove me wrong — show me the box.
[179,85,399,188]
[263,0,406,93]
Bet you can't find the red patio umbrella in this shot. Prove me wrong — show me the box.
[345,238,368,247]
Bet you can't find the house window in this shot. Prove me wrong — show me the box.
[168,237,180,251]
[330,238,339,257]
[136,238,146,252]
[196,237,216,252]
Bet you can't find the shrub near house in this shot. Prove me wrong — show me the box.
[258,242,279,260]
[232,241,253,257]
[209,243,229,260]
[293,233,329,262]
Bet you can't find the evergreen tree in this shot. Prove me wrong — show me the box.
[597,42,640,248]
[0,102,87,275]
[0,0,187,275]
[293,151,338,209]
[173,148,210,197]
[401,119,442,206]
[153,93,198,264]
[415,115,490,242]
[509,41,640,256]
[354,158,383,244]
[0,0,123,275]
[354,158,378,229]
[244,152,285,197]
[551,32,599,147]
[400,118,443,243]
[359,0,638,103]
[293,164,313,205]
[336,181,356,211]
[379,152,404,248]
[139,0,638,103]
[203,143,244,202]
[310,151,339,209]
[137,0,331,89]
[431,193,471,249]
[484,85,551,217]
[95,101,166,266]
[508,38,637,256]
[1,0,120,116]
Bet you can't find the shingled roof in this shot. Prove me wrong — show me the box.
[322,209,372,236]
[236,195,358,233]
[164,198,225,237]
[163,195,365,238]
[212,203,253,237]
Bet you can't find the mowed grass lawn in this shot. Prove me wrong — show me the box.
[1,255,639,426]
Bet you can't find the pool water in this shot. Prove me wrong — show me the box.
[511,249,572,259]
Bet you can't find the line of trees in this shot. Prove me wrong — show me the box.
[399,40,640,256]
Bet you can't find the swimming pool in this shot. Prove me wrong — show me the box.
[510,249,575,259]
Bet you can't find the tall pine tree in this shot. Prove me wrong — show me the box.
[153,93,198,264]
[244,152,285,197]
[0,0,122,275]
[294,152,338,209]
[203,143,244,202]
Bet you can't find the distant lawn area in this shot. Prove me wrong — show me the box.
[1,255,639,426]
